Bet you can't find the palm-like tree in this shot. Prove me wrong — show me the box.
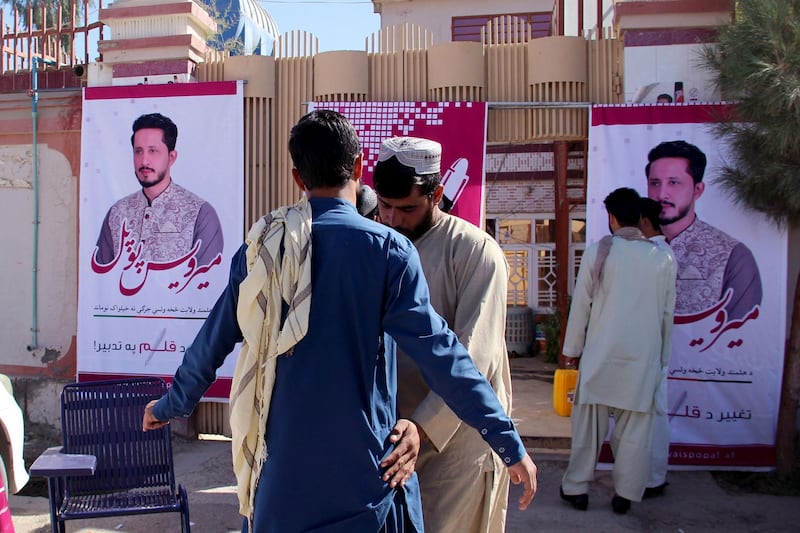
[3,1,85,29]
[700,0,800,476]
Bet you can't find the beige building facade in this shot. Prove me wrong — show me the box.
[373,0,557,43]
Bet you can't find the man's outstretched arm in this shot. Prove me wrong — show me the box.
[142,245,247,430]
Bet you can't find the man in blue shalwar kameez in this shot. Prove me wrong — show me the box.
[143,109,537,532]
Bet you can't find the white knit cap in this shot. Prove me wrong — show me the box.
[377,137,442,175]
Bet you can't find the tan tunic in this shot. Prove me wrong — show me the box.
[561,231,676,501]
[564,234,675,410]
[397,213,512,533]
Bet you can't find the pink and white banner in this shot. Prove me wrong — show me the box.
[589,103,786,468]
[310,101,488,227]
[77,81,244,398]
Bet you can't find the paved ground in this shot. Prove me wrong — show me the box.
[11,357,800,532]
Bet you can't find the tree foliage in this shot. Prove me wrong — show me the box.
[2,1,86,30]
[197,0,247,55]
[3,1,92,65]
[699,0,800,225]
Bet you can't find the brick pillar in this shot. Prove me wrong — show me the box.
[96,0,217,86]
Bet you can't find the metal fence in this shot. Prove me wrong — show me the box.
[1,0,105,73]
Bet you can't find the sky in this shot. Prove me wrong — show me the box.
[260,0,381,52]
[3,1,616,62]
[0,1,379,57]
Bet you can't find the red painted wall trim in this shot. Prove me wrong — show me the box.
[99,2,194,20]
[487,141,585,154]
[599,442,775,468]
[99,34,194,52]
[623,27,719,47]
[615,0,733,19]
[591,103,736,126]
[0,68,83,93]
[84,80,238,100]
[79,372,232,398]
[112,59,195,78]
[487,170,584,182]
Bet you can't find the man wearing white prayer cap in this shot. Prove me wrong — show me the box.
[373,136,518,533]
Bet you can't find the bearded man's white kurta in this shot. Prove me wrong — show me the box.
[396,213,513,533]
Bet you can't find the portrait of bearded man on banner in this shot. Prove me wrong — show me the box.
[93,112,224,269]
[644,140,762,321]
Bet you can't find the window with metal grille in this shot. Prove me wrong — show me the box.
[452,12,553,42]
[493,215,585,311]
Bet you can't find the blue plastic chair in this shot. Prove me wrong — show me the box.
[31,377,190,533]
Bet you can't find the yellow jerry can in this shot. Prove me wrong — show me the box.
[553,368,578,417]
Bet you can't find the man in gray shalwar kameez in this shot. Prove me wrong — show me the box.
[560,187,676,515]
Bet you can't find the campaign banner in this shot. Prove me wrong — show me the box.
[309,101,488,228]
[589,103,785,468]
[77,81,244,398]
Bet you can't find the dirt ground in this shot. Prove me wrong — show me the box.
[16,361,800,531]
[13,433,800,533]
